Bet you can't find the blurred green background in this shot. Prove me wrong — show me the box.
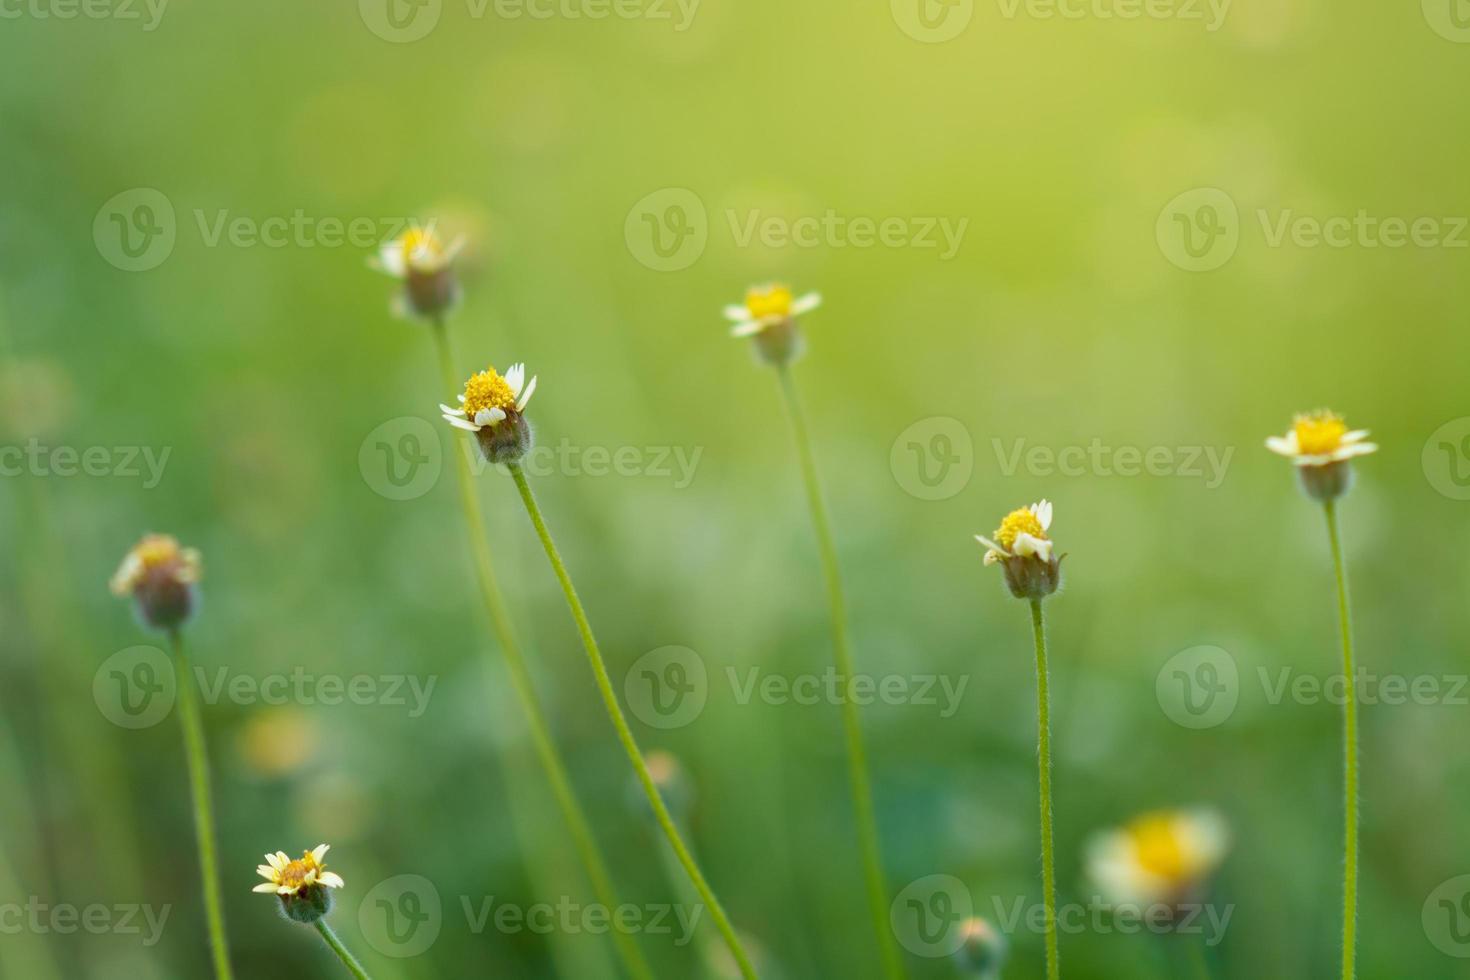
[3,0,1470,976]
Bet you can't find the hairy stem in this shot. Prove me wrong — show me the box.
[314,919,373,980]
[1030,600,1059,980]
[1324,500,1358,980]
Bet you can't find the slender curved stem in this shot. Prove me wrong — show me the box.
[507,462,757,979]
[169,630,234,980]
[314,919,373,980]
[774,364,904,980]
[1324,501,1358,980]
[430,320,653,980]
[1029,600,1059,980]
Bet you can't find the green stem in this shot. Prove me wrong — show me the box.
[1324,500,1358,980]
[430,321,654,980]
[314,919,373,980]
[1029,600,1059,980]
[169,630,234,980]
[774,365,904,980]
[507,462,757,980]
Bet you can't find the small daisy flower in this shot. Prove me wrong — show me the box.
[371,224,464,321]
[254,844,345,923]
[1266,409,1376,500]
[1087,809,1229,913]
[110,533,202,631]
[440,362,537,463]
[975,500,1062,600]
[723,283,820,365]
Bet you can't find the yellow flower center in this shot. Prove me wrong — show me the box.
[1293,411,1348,455]
[745,284,793,320]
[134,535,180,568]
[461,367,517,419]
[278,857,317,891]
[1128,813,1188,882]
[400,228,444,267]
[993,508,1045,551]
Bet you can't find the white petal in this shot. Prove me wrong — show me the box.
[974,535,1009,561]
[722,304,750,322]
[266,852,288,872]
[277,885,299,896]
[311,844,330,863]
[1340,429,1371,444]
[252,883,280,894]
[444,415,481,432]
[1031,499,1053,530]
[256,866,278,880]
[440,404,467,417]
[516,375,537,412]
[1264,435,1298,457]
[505,363,525,398]
[457,393,466,403]
[729,319,764,338]
[474,407,507,427]
[376,242,406,279]
[1013,532,1052,562]
[319,872,345,889]
[790,292,822,316]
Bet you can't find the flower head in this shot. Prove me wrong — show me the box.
[110,534,202,631]
[1087,808,1228,911]
[953,916,1007,978]
[254,844,345,923]
[372,224,464,320]
[1266,409,1376,500]
[441,363,537,463]
[975,500,1062,600]
[723,283,821,365]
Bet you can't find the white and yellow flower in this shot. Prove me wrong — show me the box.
[109,533,201,597]
[253,844,344,897]
[1265,410,1377,467]
[371,225,462,280]
[722,283,821,338]
[440,363,537,433]
[975,500,1054,566]
[1087,809,1228,908]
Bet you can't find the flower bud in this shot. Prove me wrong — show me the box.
[372,227,464,322]
[1297,459,1354,501]
[953,916,1007,978]
[999,553,1063,601]
[474,412,532,465]
[722,284,821,368]
[109,534,201,631]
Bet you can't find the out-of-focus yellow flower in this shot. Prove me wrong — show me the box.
[722,283,821,339]
[1087,808,1228,908]
[110,534,202,630]
[1266,410,1377,467]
